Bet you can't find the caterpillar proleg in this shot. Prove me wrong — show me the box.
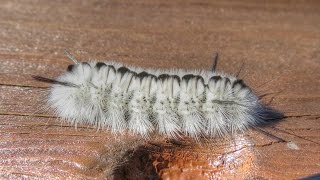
[34,52,282,139]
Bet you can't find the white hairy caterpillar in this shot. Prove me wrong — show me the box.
[33,52,282,139]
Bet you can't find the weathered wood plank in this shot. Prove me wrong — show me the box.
[0,0,319,179]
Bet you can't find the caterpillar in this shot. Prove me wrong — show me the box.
[33,51,282,139]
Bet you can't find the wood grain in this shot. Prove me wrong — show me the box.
[0,0,319,179]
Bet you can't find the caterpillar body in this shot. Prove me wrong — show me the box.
[35,54,281,139]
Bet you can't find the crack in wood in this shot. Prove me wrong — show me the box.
[271,127,320,146]
[283,114,320,119]
[0,131,101,137]
[0,83,49,89]
[0,112,55,118]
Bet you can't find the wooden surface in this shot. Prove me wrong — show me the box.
[0,0,320,179]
